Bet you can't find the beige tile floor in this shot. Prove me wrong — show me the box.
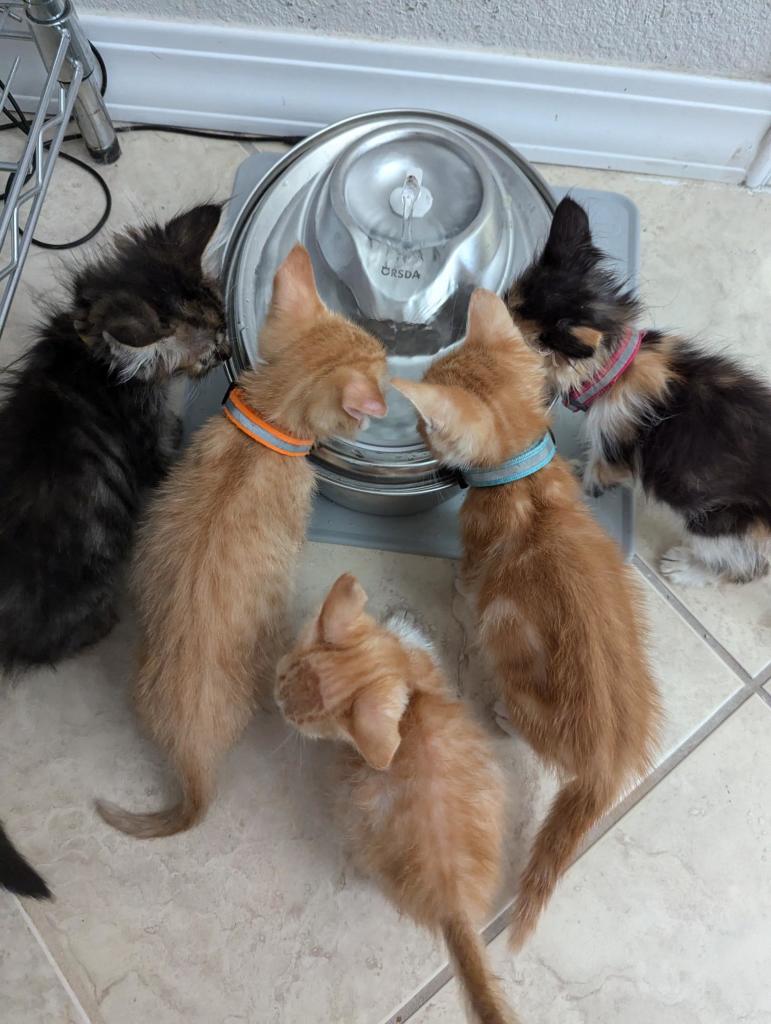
[1,132,770,1024]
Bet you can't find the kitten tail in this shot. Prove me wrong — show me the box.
[95,758,210,839]
[510,776,612,950]
[442,914,520,1024]
[0,822,51,899]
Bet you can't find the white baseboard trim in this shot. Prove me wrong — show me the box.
[745,126,771,189]
[5,14,771,184]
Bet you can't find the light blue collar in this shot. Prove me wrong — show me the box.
[462,432,557,488]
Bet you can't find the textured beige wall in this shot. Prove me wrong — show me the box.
[80,0,771,79]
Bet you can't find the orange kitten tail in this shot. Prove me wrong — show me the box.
[94,762,211,839]
[442,915,520,1024]
[510,776,612,950]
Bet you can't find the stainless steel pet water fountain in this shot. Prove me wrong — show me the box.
[223,111,555,515]
[184,109,638,558]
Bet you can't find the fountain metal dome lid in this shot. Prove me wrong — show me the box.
[223,110,555,480]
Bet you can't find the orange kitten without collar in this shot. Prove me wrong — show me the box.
[393,289,662,948]
[96,246,388,838]
[276,574,519,1024]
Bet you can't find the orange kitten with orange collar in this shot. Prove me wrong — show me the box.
[276,574,519,1024]
[394,290,662,948]
[96,247,388,838]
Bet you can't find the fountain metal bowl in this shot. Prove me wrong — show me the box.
[223,109,555,515]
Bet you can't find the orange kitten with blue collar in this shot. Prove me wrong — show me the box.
[394,289,662,949]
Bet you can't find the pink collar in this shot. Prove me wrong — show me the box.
[564,328,646,412]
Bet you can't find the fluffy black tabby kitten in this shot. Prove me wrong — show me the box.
[507,196,771,585]
[0,203,229,675]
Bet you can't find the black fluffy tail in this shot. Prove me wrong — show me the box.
[0,821,50,899]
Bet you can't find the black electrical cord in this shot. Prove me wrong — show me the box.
[61,123,306,147]
[29,155,113,249]
[92,41,108,97]
[0,43,305,251]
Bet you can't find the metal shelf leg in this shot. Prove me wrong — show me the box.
[23,0,120,164]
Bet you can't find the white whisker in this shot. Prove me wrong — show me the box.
[267,729,295,759]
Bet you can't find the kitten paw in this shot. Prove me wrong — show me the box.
[493,699,521,740]
[752,558,769,582]
[584,481,607,499]
[660,546,713,587]
[724,556,769,585]
[583,474,621,499]
[582,459,628,498]
[582,464,607,498]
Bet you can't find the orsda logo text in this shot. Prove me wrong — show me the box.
[380,265,421,279]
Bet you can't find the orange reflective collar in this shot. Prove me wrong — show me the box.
[223,387,313,456]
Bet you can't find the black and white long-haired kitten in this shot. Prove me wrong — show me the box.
[506,196,771,586]
[0,202,229,673]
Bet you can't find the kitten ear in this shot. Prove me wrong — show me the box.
[543,197,593,263]
[466,288,521,345]
[269,245,325,323]
[341,371,388,423]
[319,573,369,645]
[163,203,222,266]
[348,683,408,771]
[92,293,162,348]
[391,379,457,433]
[569,325,603,350]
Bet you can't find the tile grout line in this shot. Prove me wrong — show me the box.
[383,684,755,1024]
[753,660,771,688]
[14,897,94,1024]
[632,555,757,687]
[756,687,771,709]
